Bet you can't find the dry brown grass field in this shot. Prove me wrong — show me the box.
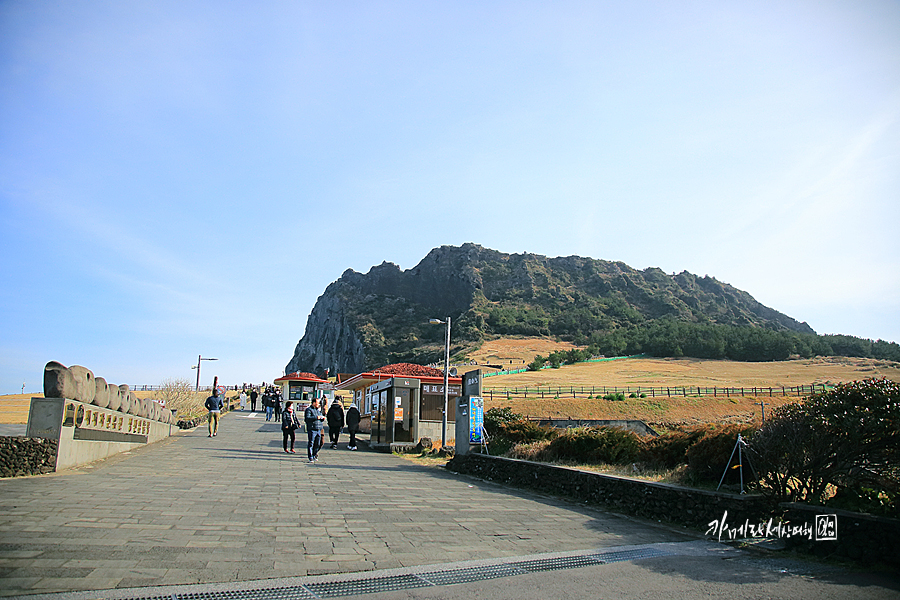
[466,337,579,367]
[0,395,32,424]
[471,338,900,429]
[484,354,900,388]
[0,389,240,424]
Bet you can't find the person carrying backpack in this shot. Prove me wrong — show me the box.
[346,403,361,450]
[327,400,345,449]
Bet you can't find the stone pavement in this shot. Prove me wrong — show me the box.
[0,410,695,597]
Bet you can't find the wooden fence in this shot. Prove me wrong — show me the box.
[481,383,830,401]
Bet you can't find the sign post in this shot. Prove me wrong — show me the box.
[456,369,482,455]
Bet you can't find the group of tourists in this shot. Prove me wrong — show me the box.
[209,385,362,461]
[281,397,361,462]
[259,386,281,421]
[238,388,260,412]
[236,385,282,418]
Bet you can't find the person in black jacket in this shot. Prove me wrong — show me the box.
[273,389,282,421]
[304,397,326,462]
[346,403,360,450]
[263,390,274,421]
[326,400,345,449]
[204,389,223,437]
[281,401,301,453]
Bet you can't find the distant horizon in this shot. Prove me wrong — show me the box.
[3,239,898,396]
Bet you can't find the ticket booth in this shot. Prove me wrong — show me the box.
[274,372,331,407]
[370,377,419,445]
[336,364,463,449]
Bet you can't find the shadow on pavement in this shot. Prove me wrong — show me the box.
[636,548,900,591]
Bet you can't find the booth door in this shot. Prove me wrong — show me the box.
[393,388,413,443]
[374,390,386,444]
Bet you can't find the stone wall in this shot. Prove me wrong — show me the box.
[0,437,58,478]
[446,453,772,530]
[779,503,900,568]
[445,453,900,568]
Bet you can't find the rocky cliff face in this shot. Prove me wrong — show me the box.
[285,243,815,376]
[285,282,368,376]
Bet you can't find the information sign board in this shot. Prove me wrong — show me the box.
[469,396,484,444]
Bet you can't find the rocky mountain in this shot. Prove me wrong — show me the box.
[285,244,817,376]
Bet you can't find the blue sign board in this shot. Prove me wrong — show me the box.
[469,396,484,444]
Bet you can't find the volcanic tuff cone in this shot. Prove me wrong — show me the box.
[285,243,814,377]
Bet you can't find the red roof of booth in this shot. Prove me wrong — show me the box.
[274,372,329,384]
[335,363,462,391]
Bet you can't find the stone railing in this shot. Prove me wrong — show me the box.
[14,361,181,473]
[41,361,176,425]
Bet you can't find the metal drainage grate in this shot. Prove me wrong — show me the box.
[593,547,672,563]
[421,563,527,586]
[124,546,674,600]
[306,574,431,598]
[515,553,606,573]
[133,586,317,600]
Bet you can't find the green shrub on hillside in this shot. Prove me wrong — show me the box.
[498,420,555,444]
[752,378,900,514]
[640,427,708,469]
[483,406,523,437]
[684,424,756,485]
[527,356,546,371]
[547,427,642,465]
[825,486,897,517]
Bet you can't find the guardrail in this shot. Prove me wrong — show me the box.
[127,385,247,392]
[482,383,832,401]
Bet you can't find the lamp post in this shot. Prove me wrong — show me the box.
[429,317,451,448]
[191,355,218,391]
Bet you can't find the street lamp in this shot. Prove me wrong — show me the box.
[191,355,218,391]
[429,317,451,448]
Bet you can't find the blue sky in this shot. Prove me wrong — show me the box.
[2,1,898,394]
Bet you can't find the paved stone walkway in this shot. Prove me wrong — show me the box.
[0,411,694,596]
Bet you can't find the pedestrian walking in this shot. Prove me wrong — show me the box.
[346,403,360,450]
[250,388,258,412]
[264,390,274,421]
[273,390,282,421]
[304,397,326,462]
[281,401,301,453]
[239,391,247,411]
[327,399,345,449]
[205,389,223,437]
